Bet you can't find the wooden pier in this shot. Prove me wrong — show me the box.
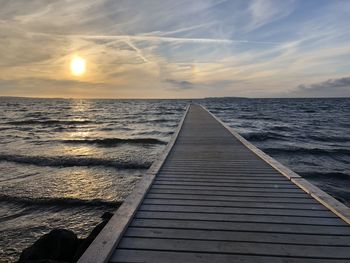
[79,104,350,263]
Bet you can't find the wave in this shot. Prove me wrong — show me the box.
[135,131,174,136]
[60,137,167,146]
[262,147,350,156]
[148,111,179,116]
[137,118,176,124]
[308,135,350,143]
[99,126,133,131]
[238,115,276,121]
[0,194,121,208]
[270,126,292,132]
[303,109,316,113]
[243,131,349,143]
[0,172,40,183]
[300,171,350,179]
[6,119,93,126]
[0,154,151,169]
[242,131,286,142]
[209,107,228,111]
[165,123,179,128]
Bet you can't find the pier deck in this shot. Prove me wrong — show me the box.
[79,104,350,263]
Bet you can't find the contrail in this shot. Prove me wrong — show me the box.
[31,32,281,45]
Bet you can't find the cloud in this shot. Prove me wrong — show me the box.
[0,77,103,94]
[35,32,277,45]
[246,0,296,31]
[1,0,350,98]
[298,77,350,91]
[164,79,196,89]
[290,77,350,97]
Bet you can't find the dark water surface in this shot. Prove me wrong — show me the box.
[0,97,349,262]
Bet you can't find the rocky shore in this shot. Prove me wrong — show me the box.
[18,212,113,263]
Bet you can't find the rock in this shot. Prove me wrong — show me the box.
[73,212,114,261]
[101,211,114,221]
[18,212,114,263]
[18,229,79,262]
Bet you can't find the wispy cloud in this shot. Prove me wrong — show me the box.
[32,32,282,45]
[246,0,296,31]
[1,0,350,98]
[164,79,196,89]
[122,38,149,63]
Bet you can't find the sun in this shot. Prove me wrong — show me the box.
[70,56,86,76]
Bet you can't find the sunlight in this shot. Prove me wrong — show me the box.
[70,56,86,76]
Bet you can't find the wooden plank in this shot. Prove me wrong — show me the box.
[162,159,271,163]
[163,159,271,162]
[111,249,350,263]
[77,106,190,263]
[162,168,277,171]
[157,174,286,180]
[161,165,273,169]
[118,237,350,259]
[148,188,311,198]
[151,184,303,193]
[146,193,316,203]
[142,198,327,210]
[158,171,283,177]
[139,204,336,217]
[162,167,276,170]
[125,227,350,245]
[152,181,296,188]
[162,163,271,167]
[163,160,272,163]
[154,177,291,183]
[155,177,290,183]
[135,211,345,226]
[131,218,350,235]
[159,170,282,175]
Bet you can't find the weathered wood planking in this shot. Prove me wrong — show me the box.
[79,104,350,263]
[77,106,189,263]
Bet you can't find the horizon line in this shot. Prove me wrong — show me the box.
[1,95,349,100]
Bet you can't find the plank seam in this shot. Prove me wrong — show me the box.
[145,197,316,204]
[141,203,327,211]
[121,235,350,247]
[149,191,310,198]
[134,217,342,226]
[137,209,337,218]
[113,247,350,260]
[128,225,350,236]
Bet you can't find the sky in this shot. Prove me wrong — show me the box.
[0,0,350,98]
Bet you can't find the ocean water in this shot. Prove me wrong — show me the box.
[0,97,349,262]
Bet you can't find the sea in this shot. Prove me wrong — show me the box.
[0,97,349,262]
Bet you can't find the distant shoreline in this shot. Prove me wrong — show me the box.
[1,96,349,100]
